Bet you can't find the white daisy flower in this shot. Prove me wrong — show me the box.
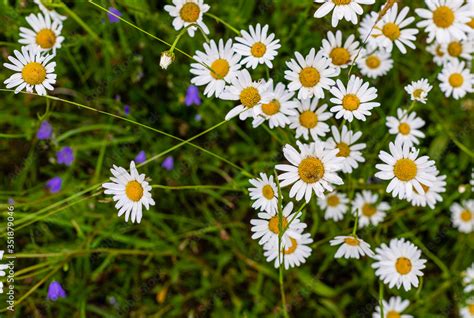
[220,70,271,121]
[313,0,376,27]
[250,202,307,249]
[386,108,426,148]
[409,169,446,209]
[375,140,437,200]
[372,296,413,318]
[248,173,278,214]
[372,238,427,291]
[416,0,472,43]
[450,200,474,233]
[442,39,474,63]
[460,299,474,318]
[3,46,56,96]
[329,75,380,122]
[319,30,360,72]
[233,24,281,69]
[190,39,241,98]
[463,263,474,293]
[276,141,344,203]
[264,232,313,269]
[358,11,378,45]
[326,125,366,174]
[317,191,349,221]
[427,42,449,65]
[285,48,337,100]
[404,78,433,104]
[356,48,394,79]
[252,81,298,129]
[19,12,64,53]
[164,0,210,37]
[288,97,332,141]
[330,235,374,259]
[34,0,67,22]
[438,59,474,100]
[102,161,155,224]
[352,190,390,228]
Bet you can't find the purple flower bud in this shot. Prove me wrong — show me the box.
[37,121,53,140]
[47,281,66,301]
[194,114,202,122]
[7,198,14,205]
[135,150,146,164]
[46,177,62,193]
[185,85,201,106]
[107,7,122,23]
[57,147,74,166]
[161,156,174,171]
[124,104,130,115]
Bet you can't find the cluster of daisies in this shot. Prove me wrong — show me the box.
[461,262,474,318]
[3,0,64,95]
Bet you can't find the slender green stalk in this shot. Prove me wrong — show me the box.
[151,184,244,192]
[204,12,241,35]
[59,2,100,41]
[378,282,384,318]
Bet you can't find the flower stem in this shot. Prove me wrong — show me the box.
[205,12,241,35]
[59,2,100,42]
[379,282,384,318]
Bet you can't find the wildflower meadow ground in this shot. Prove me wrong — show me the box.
[0,0,473,317]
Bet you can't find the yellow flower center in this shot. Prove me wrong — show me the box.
[326,194,340,207]
[344,237,360,246]
[333,0,351,5]
[435,45,444,57]
[299,110,318,129]
[432,6,455,28]
[342,94,360,111]
[395,257,412,275]
[239,87,261,108]
[336,142,351,157]
[398,122,411,135]
[413,89,424,99]
[268,216,288,234]
[22,62,46,85]
[262,184,274,200]
[262,99,281,116]
[210,58,230,80]
[387,311,401,318]
[298,157,325,183]
[284,237,298,255]
[447,41,463,57]
[299,67,320,88]
[250,42,267,58]
[330,47,350,66]
[366,55,381,69]
[449,73,464,88]
[36,28,56,49]
[382,22,401,41]
[362,203,376,217]
[461,210,472,222]
[467,18,474,29]
[393,158,417,181]
[125,180,144,202]
[469,304,474,315]
[179,2,200,22]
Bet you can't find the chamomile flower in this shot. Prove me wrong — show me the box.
[372,297,413,318]
[326,125,366,174]
[164,0,210,37]
[375,140,437,200]
[190,39,241,98]
[416,0,472,43]
[248,173,278,214]
[438,59,474,99]
[3,46,56,95]
[250,202,307,249]
[276,141,344,203]
[371,4,418,54]
[409,169,446,209]
[356,48,394,78]
[460,299,474,318]
[450,200,474,233]
[427,42,449,65]
[330,235,374,259]
[19,12,64,53]
[358,11,378,46]
[386,108,426,148]
[288,97,332,141]
[233,24,281,69]
[264,232,313,269]
[404,78,433,104]
[372,238,427,291]
[443,39,474,63]
[317,191,349,221]
[463,263,474,293]
[220,70,271,121]
[285,48,338,100]
[102,161,155,224]
[313,0,376,27]
[252,81,298,129]
[319,30,360,72]
[34,0,67,21]
[329,75,380,122]
[352,191,390,228]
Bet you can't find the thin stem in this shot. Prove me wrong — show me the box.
[379,282,384,318]
[151,184,243,192]
[205,12,241,35]
[60,2,100,41]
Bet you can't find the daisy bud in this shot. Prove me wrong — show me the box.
[160,51,174,70]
